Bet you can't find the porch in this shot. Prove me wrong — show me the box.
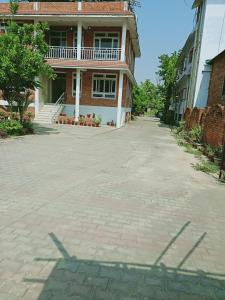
[35,69,132,128]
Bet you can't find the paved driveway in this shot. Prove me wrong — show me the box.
[0,118,225,300]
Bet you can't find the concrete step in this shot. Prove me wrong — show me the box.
[34,104,64,124]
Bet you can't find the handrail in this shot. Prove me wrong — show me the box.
[51,92,65,123]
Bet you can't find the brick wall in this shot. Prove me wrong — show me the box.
[0,2,129,15]
[208,51,225,106]
[184,105,225,146]
[64,69,130,108]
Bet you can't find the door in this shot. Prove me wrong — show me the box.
[51,73,66,103]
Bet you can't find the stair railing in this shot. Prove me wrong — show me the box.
[51,92,65,123]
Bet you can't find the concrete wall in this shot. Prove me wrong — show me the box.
[192,0,225,108]
[63,104,131,125]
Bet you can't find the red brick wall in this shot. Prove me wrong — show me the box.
[63,69,129,108]
[0,2,129,15]
[208,52,225,106]
[184,105,225,146]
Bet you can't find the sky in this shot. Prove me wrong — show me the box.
[135,0,195,83]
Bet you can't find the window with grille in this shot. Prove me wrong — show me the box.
[92,74,117,99]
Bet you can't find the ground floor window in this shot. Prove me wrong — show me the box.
[72,72,82,97]
[92,74,117,99]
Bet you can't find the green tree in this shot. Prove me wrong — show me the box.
[0,1,55,124]
[157,52,179,123]
[132,80,164,115]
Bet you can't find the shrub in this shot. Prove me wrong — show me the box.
[188,126,202,144]
[0,120,23,135]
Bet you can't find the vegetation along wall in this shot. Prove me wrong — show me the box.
[184,105,225,147]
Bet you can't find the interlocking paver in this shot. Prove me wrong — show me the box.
[0,118,225,299]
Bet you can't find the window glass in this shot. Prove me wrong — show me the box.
[92,74,116,99]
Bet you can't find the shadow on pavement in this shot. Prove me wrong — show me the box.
[24,227,225,300]
[33,124,59,136]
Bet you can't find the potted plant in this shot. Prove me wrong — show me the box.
[79,116,85,126]
[94,116,102,127]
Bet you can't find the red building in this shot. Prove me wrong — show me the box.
[0,1,141,127]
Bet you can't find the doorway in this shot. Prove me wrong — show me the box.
[51,73,66,103]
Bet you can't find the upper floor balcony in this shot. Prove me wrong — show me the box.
[46,46,122,61]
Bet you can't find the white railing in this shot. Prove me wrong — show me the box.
[81,47,122,61]
[46,46,77,60]
[45,46,122,61]
[51,92,65,123]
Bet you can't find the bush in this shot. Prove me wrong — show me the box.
[0,120,23,135]
[188,126,202,144]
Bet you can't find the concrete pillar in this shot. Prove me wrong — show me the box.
[77,22,82,60]
[121,22,127,62]
[116,71,124,128]
[75,69,81,120]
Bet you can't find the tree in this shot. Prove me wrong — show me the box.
[0,1,55,124]
[156,52,179,123]
[132,80,164,115]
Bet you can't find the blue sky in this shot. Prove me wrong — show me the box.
[135,0,195,83]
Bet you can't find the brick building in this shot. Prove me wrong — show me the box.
[0,1,140,127]
[207,50,225,107]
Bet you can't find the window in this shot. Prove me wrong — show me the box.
[94,32,120,49]
[50,31,67,47]
[72,72,82,97]
[92,74,117,99]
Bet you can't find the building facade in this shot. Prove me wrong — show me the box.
[0,1,140,127]
[187,0,225,109]
[207,50,225,106]
[175,32,195,120]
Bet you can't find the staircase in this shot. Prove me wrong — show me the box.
[34,93,65,124]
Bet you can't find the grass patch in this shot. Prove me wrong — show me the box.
[184,144,202,158]
[194,159,219,174]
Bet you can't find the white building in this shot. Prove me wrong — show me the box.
[188,0,225,108]
[175,32,195,120]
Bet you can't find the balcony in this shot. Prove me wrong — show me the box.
[46,46,122,61]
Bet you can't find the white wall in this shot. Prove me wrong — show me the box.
[193,0,225,107]
[63,105,131,125]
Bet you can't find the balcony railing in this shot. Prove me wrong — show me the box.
[46,46,77,60]
[46,46,122,61]
[81,47,121,61]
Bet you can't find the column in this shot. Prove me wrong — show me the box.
[116,71,124,128]
[35,77,40,117]
[77,22,82,60]
[75,69,81,120]
[121,22,127,62]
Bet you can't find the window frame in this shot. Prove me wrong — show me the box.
[50,30,67,47]
[94,32,120,49]
[92,73,117,100]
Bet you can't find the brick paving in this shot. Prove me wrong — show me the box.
[0,118,225,300]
